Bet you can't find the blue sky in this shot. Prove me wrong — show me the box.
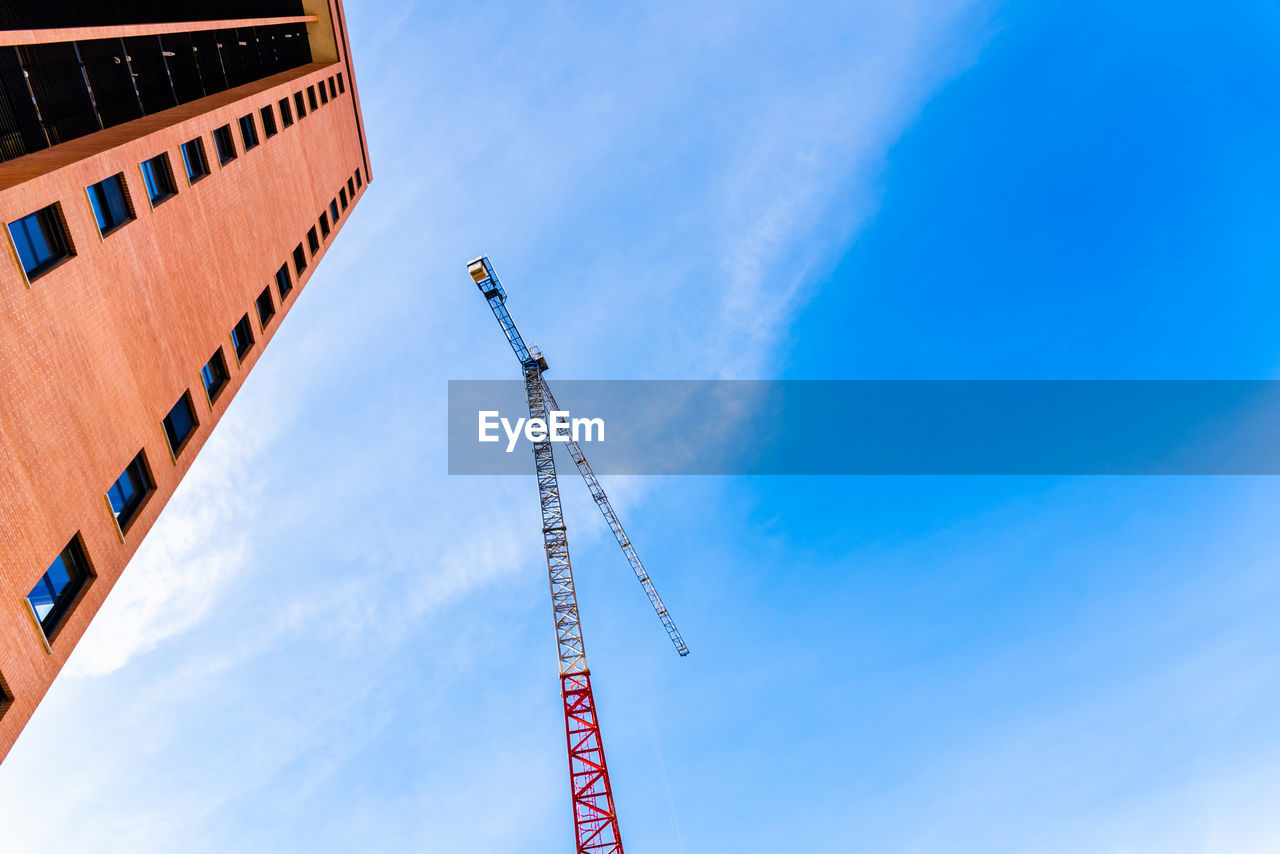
[5,1,1280,851]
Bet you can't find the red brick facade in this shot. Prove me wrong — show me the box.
[0,3,370,761]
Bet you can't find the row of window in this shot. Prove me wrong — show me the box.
[5,70,349,284]
[0,164,368,719]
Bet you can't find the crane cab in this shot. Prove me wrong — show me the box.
[467,256,505,300]
[529,346,550,372]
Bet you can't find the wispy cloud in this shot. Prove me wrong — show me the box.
[0,1,997,849]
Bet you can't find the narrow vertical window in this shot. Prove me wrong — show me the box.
[319,211,330,238]
[276,263,292,300]
[202,348,230,403]
[336,72,345,94]
[86,174,133,236]
[307,227,319,255]
[238,114,259,151]
[307,85,318,111]
[163,393,199,456]
[256,287,275,328]
[327,76,337,99]
[107,452,153,533]
[278,97,294,128]
[213,125,237,164]
[8,204,72,280]
[26,537,92,638]
[347,177,355,197]
[329,199,339,224]
[140,153,177,205]
[180,138,210,183]
[355,169,363,189]
[318,82,328,105]
[231,314,254,361]
[293,244,307,276]
[294,91,307,118]
[260,105,278,138]
[0,672,12,720]
[339,187,348,210]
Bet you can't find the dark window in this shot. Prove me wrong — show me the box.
[231,314,254,360]
[87,174,133,236]
[0,672,11,719]
[319,211,330,238]
[260,105,278,138]
[293,244,307,276]
[330,199,339,224]
[308,226,319,255]
[339,187,348,209]
[238,114,259,151]
[180,138,210,183]
[294,90,307,118]
[347,177,355,197]
[163,393,198,456]
[355,169,363,189]
[202,348,229,403]
[27,537,91,637]
[107,452,153,532]
[256,287,275,328]
[278,97,294,128]
[337,72,345,94]
[276,263,292,300]
[307,85,318,111]
[8,205,72,280]
[328,76,337,99]
[213,124,237,165]
[140,153,177,205]
[0,21,313,167]
[318,82,328,105]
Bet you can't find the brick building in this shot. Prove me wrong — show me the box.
[0,0,370,762]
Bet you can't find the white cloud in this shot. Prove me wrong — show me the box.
[0,1,1001,849]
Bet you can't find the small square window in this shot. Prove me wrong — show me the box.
[180,138,210,183]
[347,177,355,197]
[140,153,177,205]
[163,392,199,456]
[27,536,91,638]
[107,451,153,533]
[213,124,237,164]
[319,211,330,238]
[201,348,229,403]
[231,314,254,361]
[318,82,328,106]
[86,173,133,236]
[328,76,337,99]
[278,97,294,128]
[260,105,278,138]
[329,199,339,224]
[8,204,72,280]
[308,226,319,255]
[293,243,307,276]
[307,86,318,111]
[238,114,259,151]
[336,72,345,94]
[256,286,275,328]
[355,169,363,189]
[294,91,307,118]
[276,263,292,300]
[339,187,348,209]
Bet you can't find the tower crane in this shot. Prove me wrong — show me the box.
[467,256,688,854]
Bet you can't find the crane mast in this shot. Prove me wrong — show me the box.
[467,256,686,853]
